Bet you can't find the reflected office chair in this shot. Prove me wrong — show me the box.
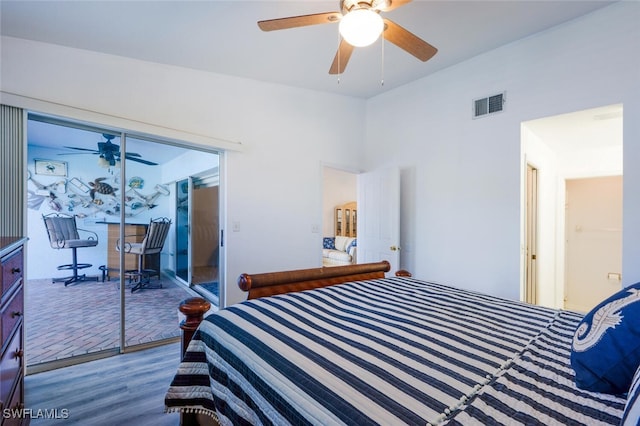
[117,217,171,293]
[43,213,99,286]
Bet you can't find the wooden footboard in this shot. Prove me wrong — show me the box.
[238,260,391,299]
[180,261,395,355]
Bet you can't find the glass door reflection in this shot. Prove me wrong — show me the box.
[175,171,221,307]
[121,137,193,349]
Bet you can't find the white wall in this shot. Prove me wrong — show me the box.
[1,36,366,305]
[365,2,640,300]
[3,2,639,305]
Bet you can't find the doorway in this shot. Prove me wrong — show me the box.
[564,176,622,312]
[321,165,402,273]
[521,104,623,310]
[176,173,221,307]
[322,166,358,265]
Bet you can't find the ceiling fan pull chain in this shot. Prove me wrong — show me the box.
[337,35,341,85]
[380,30,385,86]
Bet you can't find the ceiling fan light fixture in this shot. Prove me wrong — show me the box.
[97,155,110,168]
[339,8,383,47]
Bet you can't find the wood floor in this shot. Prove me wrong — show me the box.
[25,342,181,425]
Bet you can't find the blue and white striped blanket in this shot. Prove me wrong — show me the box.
[165,277,625,425]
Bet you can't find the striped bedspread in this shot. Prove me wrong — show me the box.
[445,310,625,425]
[165,276,625,425]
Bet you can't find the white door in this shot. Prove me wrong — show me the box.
[565,176,623,312]
[357,167,401,274]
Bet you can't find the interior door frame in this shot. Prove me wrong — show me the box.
[525,163,539,304]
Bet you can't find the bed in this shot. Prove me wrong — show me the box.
[165,261,638,425]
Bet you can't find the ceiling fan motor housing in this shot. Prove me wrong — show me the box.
[341,0,389,14]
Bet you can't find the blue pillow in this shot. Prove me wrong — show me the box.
[621,365,640,426]
[571,282,640,395]
[323,237,335,249]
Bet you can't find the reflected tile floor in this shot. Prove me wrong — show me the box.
[25,275,197,366]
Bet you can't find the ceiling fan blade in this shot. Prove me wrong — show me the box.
[63,146,99,153]
[57,152,99,156]
[124,154,158,166]
[383,18,437,62]
[329,39,355,75]
[377,0,412,12]
[258,12,341,31]
[115,151,142,158]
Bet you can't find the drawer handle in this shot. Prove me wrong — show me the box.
[11,311,22,318]
[11,267,21,274]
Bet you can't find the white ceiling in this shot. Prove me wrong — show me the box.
[0,0,617,99]
[524,104,623,154]
[4,1,623,159]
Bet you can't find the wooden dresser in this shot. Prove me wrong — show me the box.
[0,237,27,425]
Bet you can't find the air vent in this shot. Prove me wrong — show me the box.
[473,92,505,118]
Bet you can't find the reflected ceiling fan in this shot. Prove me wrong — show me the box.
[61,134,158,167]
[257,0,437,74]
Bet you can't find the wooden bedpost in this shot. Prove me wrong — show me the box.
[179,297,211,359]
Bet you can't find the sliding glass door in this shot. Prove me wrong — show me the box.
[25,117,121,370]
[24,114,223,369]
[175,171,221,307]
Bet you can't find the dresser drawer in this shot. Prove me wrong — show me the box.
[1,288,23,350]
[1,249,23,296]
[1,372,23,426]
[0,326,23,416]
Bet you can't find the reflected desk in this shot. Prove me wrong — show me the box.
[101,222,160,281]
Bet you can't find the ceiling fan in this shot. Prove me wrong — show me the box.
[61,134,158,167]
[257,0,437,75]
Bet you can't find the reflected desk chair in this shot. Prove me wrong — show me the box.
[43,213,99,286]
[117,217,171,293]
